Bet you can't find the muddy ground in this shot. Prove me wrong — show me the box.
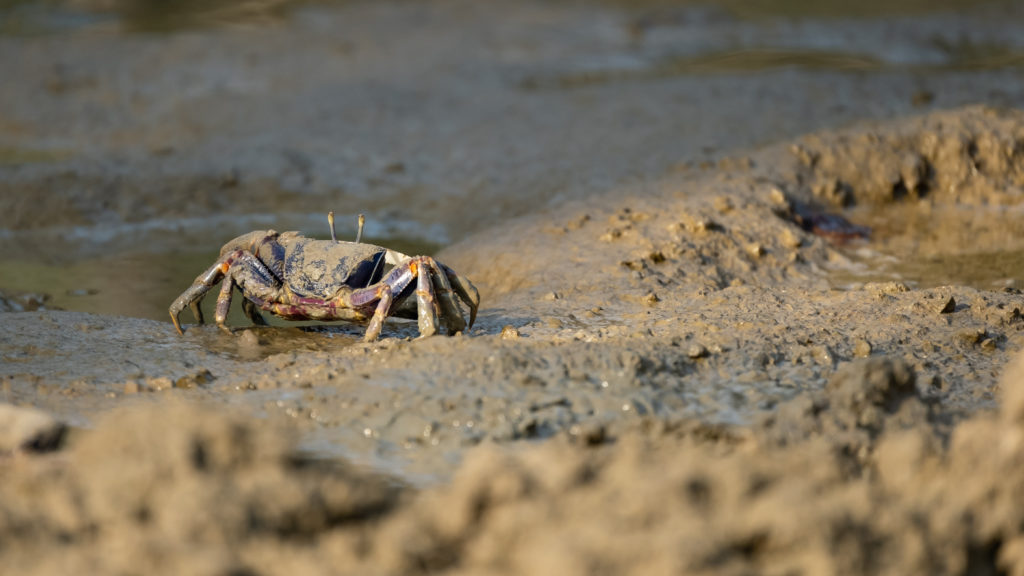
[4,1,1024,574]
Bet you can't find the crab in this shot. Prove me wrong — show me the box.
[168,219,479,342]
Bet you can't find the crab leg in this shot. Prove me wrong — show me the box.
[213,277,235,334]
[190,301,205,325]
[415,258,440,338]
[426,259,466,334]
[439,263,480,328]
[349,258,418,340]
[169,257,231,334]
[363,286,393,342]
[242,299,267,326]
[170,249,282,334]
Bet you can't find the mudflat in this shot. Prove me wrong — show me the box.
[3,1,1024,574]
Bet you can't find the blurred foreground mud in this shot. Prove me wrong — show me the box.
[4,355,1024,575]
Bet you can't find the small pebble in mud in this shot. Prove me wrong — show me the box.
[854,339,872,358]
[146,377,173,391]
[812,346,834,367]
[543,292,561,301]
[643,292,660,306]
[688,344,709,359]
[779,228,802,249]
[501,325,521,340]
[689,217,721,234]
[745,243,765,258]
[940,296,957,314]
[769,187,789,206]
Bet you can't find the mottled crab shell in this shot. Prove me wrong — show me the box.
[283,240,387,298]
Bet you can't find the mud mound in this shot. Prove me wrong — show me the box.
[0,403,400,576]
[791,105,1024,207]
[779,105,1024,268]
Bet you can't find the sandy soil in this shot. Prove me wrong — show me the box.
[4,1,1024,574]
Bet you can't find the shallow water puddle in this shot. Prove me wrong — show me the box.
[0,251,223,321]
[831,247,1024,291]
[828,203,1024,290]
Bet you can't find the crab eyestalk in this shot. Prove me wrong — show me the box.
[328,211,338,242]
[356,214,365,243]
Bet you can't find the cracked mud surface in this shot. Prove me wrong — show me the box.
[4,1,1024,574]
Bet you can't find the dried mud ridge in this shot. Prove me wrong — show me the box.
[4,105,1024,575]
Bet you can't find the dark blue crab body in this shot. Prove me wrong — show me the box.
[169,229,479,341]
[283,240,386,297]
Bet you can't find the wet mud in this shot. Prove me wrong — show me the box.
[4,1,1024,574]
